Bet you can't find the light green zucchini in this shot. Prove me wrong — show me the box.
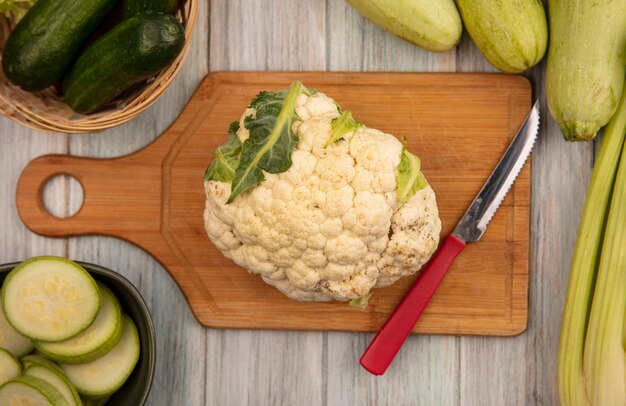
[2,257,101,342]
[25,365,82,406]
[455,0,548,73]
[0,375,69,406]
[0,296,33,357]
[0,348,22,385]
[61,316,140,397]
[35,282,123,364]
[21,354,64,374]
[347,0,462,52]
[546,0,626,141]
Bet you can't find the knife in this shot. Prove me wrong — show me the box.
[360,100,540,375]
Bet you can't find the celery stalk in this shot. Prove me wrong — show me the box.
[558,81,626,406]
[583,134,626,406]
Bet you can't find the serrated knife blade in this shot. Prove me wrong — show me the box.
[360,100,540,376]
[453,100,540,242]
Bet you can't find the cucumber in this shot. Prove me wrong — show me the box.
[124,0,178,18]
[455,0,548,73]
[35,282,123,364]
[0,375,69,406]
[63,13,185,114]
[546,0,626,141]
[1,0,120,91]
[21,355,64,374]
[1,257,101,343]
[0,348,22,385]
[0,296,33,357]
[25,366,81,406]
[61,316,140,397]
[348,0,462,52]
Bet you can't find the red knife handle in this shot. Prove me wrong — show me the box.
[360,234,466,375]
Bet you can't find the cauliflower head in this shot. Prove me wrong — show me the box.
[203,82,441,302]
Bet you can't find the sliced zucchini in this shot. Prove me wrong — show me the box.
[61,316,140,397]
[35,282,123,364]
[0,375,69,405]
[0,348,22,385]
[21,354,64,374]
[2,257,101,342]
[25,365,81,406]
[0,296,33,357]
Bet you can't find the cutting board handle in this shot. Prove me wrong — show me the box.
[16,154,157,238]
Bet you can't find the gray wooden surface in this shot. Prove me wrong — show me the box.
[0,1,592,404]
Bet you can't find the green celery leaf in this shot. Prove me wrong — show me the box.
[227,81,314,203]
[204,121,242,183]
[325,110,361,147]
[396,139,428,203]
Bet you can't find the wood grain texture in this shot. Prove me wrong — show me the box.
[0,0,594,405]
[16,71,531,337]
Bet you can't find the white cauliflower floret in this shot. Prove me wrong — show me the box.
[204,90,441,302]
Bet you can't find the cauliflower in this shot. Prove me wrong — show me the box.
[203,82,441,302]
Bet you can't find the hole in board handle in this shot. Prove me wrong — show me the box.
[41,175,84,219]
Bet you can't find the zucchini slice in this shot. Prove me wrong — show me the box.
[25,365,81,406]
[2,257,101,342]
[0,296,33,357]
[0,375,69,406]
[0,348,22,385]
[61,316,140,397]
[21,355,63,374]
[35,282,123,364]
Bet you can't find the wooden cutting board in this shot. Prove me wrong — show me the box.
[16,72,531,336]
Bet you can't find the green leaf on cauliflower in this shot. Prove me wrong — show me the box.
[396,139,428,203]
[348,293,372,308]
[227,81,314,203]
[204,121,242,183]
[325,110,361,147]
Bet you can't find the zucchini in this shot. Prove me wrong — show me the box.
[0,295,33,357]
[63,13,185,114]
[347,0,462,52]
[0,348,22,386]
[546,0,626,141]
[25,366,81,406]
[35,282,123,364]
[2,257,101,343]
[61,316,140,397]
[2,0,120,91]
[21,355,64,374]
[124,0,178,18]
[454,0,548,73]
[0,375,68,406]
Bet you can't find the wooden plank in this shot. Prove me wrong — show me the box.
[16,71,530,336]
[205,331,324,405]
[0,121,67,260]
[456,45,593,406]
[210,0,326,71]
[207,3,328,406]
[65,2,211,404]
[325,2,460,405]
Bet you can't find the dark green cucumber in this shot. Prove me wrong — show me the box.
[63,13,185,114]
[2,0,120,91]
[123,0,178,18]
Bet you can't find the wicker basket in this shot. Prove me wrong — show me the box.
[0,1,198,134]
